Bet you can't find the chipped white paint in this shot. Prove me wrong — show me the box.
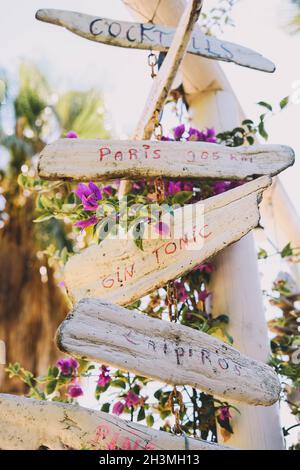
[133,0,203,139]
[35,8,275,73]
[0,394,231,450]
[65,177,271,305]
[57,299,281,406]
[38,139,294,182]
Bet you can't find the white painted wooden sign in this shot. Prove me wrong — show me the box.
[35,8,276,73]
[57,298,280,406]
[64,177,271,305]
[134,0,203,139]
[0,394,232,450]
[38,139,294,181]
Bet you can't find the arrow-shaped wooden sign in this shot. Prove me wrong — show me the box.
[65,176,271,305]
[35,8,276,73]
[0,394,232,450]
[57,299,280,406]
[38,139,294,181]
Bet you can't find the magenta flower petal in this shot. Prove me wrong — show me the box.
[74,216,98,230]
[88,182,102,201]
[112,401,125,416]
[155,221,170,236]
[173,124,185,141]
[66,130,78,138]
[67,383,84,398]
[124,390,140,407]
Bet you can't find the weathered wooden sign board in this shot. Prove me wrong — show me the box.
[133,0,203,139]
[38,139,294,181]
[65,177,271,305]
[57,299,280,406]
[35,8,276,73]
[0,394,232,450]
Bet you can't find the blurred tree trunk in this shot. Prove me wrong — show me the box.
[0,194,69,393]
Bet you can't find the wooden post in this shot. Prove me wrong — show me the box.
[260,179,300,289]
[189,89,284,450]
[122,0,284,450]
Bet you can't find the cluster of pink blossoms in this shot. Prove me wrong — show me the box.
[112,390,140,416]
[56,357,84,398]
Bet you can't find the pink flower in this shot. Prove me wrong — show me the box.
[154,221,169,236]
[193,262,214,274]
[112,401,125,416]
[175,281,188,303]
[56,357,78,376]
[219,406,232,422]
[188,127,203,141]
[173,124,185,140]
[213,181,231,195]
[198,289,210,302]
[74,216,98,230]
[125,390,140,407]
[182,181,194,192]
[97,365,111,387]
[66,130,78,138]
[75,182,102,211]
[145,443,155,450]
[103,185,114,196]
[67,382,84,398]
[166,181,182,196]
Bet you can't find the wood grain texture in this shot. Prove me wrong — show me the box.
[35,8,275,73]
[0,394,232,450]
[57,298,281,406]
[133,0,203,140]
[64,177,271,305]
[38,138,295,181]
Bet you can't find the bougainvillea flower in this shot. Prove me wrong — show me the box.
[198,289,210,302]
[66,130,78,138]
[212,181,232,195]
[194,262,214,274]
[175,281,188,303]
[67,382,84,398]
[166,181,182,196]
[112,401,125,416]
[97,365,111,387]
[205,127,217,142]
[74,216,98,230]
[154,221,170,236]
[219,406,232,422]
[75,182,102,211]
[182,181,194,192]
[124,390,140,407]
[188,127,202,141]
[173,124,185,140]
[103,185,114,196]
[56,357,78,376]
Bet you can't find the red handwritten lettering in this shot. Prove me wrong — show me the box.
[99,147,111,161]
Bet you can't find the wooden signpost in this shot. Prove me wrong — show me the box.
[57,298,280,406]
[64,177,271,305]
[38,138,294,181]
[0,394,232,450]
[35,8,276,73]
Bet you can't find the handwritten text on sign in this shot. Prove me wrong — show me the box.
[36,9,276,73]
[57,298,281,405]
[38,140,295,181]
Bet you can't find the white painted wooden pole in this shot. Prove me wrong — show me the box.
[260,179,300,289]
[122,0,284,449]
[189,89,284,450]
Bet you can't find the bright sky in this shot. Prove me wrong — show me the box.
[1,0,300,204]
[1,0,300,446]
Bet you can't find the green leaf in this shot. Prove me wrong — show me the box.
[146,414,154,427]
[280,96,289,110]
[111,379,126,389]
[134,237,144,251]
[258,248,268,259]
[258,121,268,141]
[101,403,110,413]
[172,191,193,205]
[257,101,273,112]
[45,379,58,395]
[137,407,146,421]
[33,214,53,223]
[246,136,255,146]
[281,242,293,258]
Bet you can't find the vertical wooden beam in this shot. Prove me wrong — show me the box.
[260,179,300,289]
[189,89,284,450]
